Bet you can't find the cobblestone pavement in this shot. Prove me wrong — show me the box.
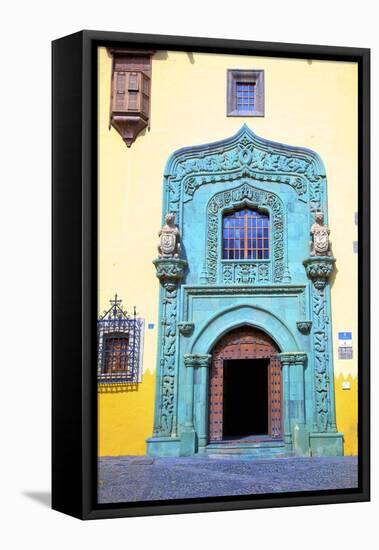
[98,455,358,503]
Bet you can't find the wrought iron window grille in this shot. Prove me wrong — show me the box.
[97,294,144,384]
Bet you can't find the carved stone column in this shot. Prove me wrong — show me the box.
[182,354,212,456]
[151,258,187,440]
[304,256,337,433]
[278,352,309,456]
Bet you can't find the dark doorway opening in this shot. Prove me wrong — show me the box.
[223,359,269,439]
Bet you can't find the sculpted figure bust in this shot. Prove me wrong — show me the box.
[310,211,331,256]
[158,213,181,258]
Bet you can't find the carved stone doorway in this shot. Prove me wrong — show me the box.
[209,326,282,442]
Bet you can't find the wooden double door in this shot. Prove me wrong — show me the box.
[209,326,282,442]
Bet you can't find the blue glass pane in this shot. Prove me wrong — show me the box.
[223,207,270,258]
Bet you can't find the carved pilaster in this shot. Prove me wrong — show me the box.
[278,352,309,455]
[304,256,335,433]
[152,257,187,438]
[278,352,307,425]
[180,353,212,455]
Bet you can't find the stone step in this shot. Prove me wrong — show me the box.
[205,441,289,459]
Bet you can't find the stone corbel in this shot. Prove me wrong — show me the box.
[177,322,195,336]
[303,256,335,289]
[296,321,312,335]
[153,257,187,290]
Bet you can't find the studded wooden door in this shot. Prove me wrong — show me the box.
[208,326,282,442]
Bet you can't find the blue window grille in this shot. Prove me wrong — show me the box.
[223,207,270,260]
[97,294,144,384]
[236,82,256,112]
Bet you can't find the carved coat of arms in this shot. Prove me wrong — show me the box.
[310,211,331,256]
[158,213,181,258]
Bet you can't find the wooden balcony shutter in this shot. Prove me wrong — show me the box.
[113,72,128,111]
[109,48,155,146]
[141,73,150,118]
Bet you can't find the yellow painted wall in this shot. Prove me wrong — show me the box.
[98,372,156,456]
[334,374,358,455]
[98,47,358,456]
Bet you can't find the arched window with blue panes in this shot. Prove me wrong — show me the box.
[222,207,270,260]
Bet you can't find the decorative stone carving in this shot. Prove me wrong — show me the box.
[158,213,181,258]
[303,256,335,290]
[184,354,212,368]
[278,352,307,365]
[177,322,195,336]
[162,127,325,243]
[222,261,271,284]
[164,126,325,212]
[152,248,187,437]
[185,284,305,298]
[236,264,256,284]
[153,284,178,436]
[296,321,312,335]
[153,257,187,291]
[303,252,335,432]
[311,285,330,432]
[207,183,286,284]
[310,211,332,256]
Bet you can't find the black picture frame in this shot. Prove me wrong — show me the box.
[52,30,370,520]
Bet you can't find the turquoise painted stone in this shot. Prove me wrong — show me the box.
[146,126,343,459]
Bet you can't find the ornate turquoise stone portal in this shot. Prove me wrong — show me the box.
[147,125,343,458]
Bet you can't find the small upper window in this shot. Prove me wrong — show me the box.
[223,207,270,260]
[227,70,264,117]
[236,82,256,112]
